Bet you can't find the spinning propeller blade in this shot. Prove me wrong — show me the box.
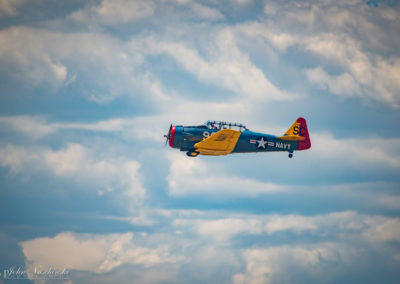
[164,124,172,146]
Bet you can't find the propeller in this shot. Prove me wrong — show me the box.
[164,124,172,146]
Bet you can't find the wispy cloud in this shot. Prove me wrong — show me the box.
[130,30,297,102]
[71,0,156,26]
[172,210,400,244]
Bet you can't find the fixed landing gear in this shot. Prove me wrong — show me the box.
[288,153,293,158]
[186,151,199,157]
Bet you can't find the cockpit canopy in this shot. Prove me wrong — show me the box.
[204,120,248,132]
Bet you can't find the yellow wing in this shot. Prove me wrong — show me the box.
[194,129,241,156]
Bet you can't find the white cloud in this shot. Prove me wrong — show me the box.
[0,0,23,16]
[166,152,287,197]
[71,0,224,25]
[0,116,133,141]
[263,2,278,15]
[363,217,400,243]
[55,119,127,132]
[302,34,400,106]
[196,218,263,241]
[374,194,400,210]
[0,28,81,90]
[232,0,252,5]
[164,0,224,20]
[234,22,297,52]
[174,217,264,242]
[44,144,146,203]
[172,210,400,245]
[0,116,55,139]
[233,243,358,284]
[229,210,400,283]
[1,0,398,108]
[0,144,146,204]
[305,67,360,96]
[131,29,296,102]
[190,2,224,20]
[158,100,253,126]
[232,1,400,107]
[264,215,317,234]
[20,232,179,275]
[0,144,39,174]
[105,214,156,226]
[310,133,400,169]
[0,27,166,103]
[95,0,155,24]
[0,107,252,142]
[71,0,156,26]
[43,144,88,176]
[50,62,68,82]
[17,209,400,283]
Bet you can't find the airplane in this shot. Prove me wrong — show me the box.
[164,117,311,158]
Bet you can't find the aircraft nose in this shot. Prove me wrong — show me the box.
[169,125,175,147]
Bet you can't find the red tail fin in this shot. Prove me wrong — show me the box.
[296,117,311,150]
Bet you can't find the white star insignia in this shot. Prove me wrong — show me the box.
[257,137,267,148]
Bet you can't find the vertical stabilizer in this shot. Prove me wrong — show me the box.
[281,118,311,150]
[294,117,311,150]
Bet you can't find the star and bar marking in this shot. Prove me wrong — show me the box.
[249,139,291,150]
[250,138,269,148]
[257,137,267,148]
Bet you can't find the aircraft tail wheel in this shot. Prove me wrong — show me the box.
[288,153,293,158]
[186,151,199,157]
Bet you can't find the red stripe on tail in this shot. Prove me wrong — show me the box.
[296,117,311,150]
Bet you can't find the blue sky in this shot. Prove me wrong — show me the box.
[0,0,400,283]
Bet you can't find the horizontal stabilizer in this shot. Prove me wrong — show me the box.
[278,135,305,141]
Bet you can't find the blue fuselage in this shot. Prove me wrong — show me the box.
[172,126,297,154]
